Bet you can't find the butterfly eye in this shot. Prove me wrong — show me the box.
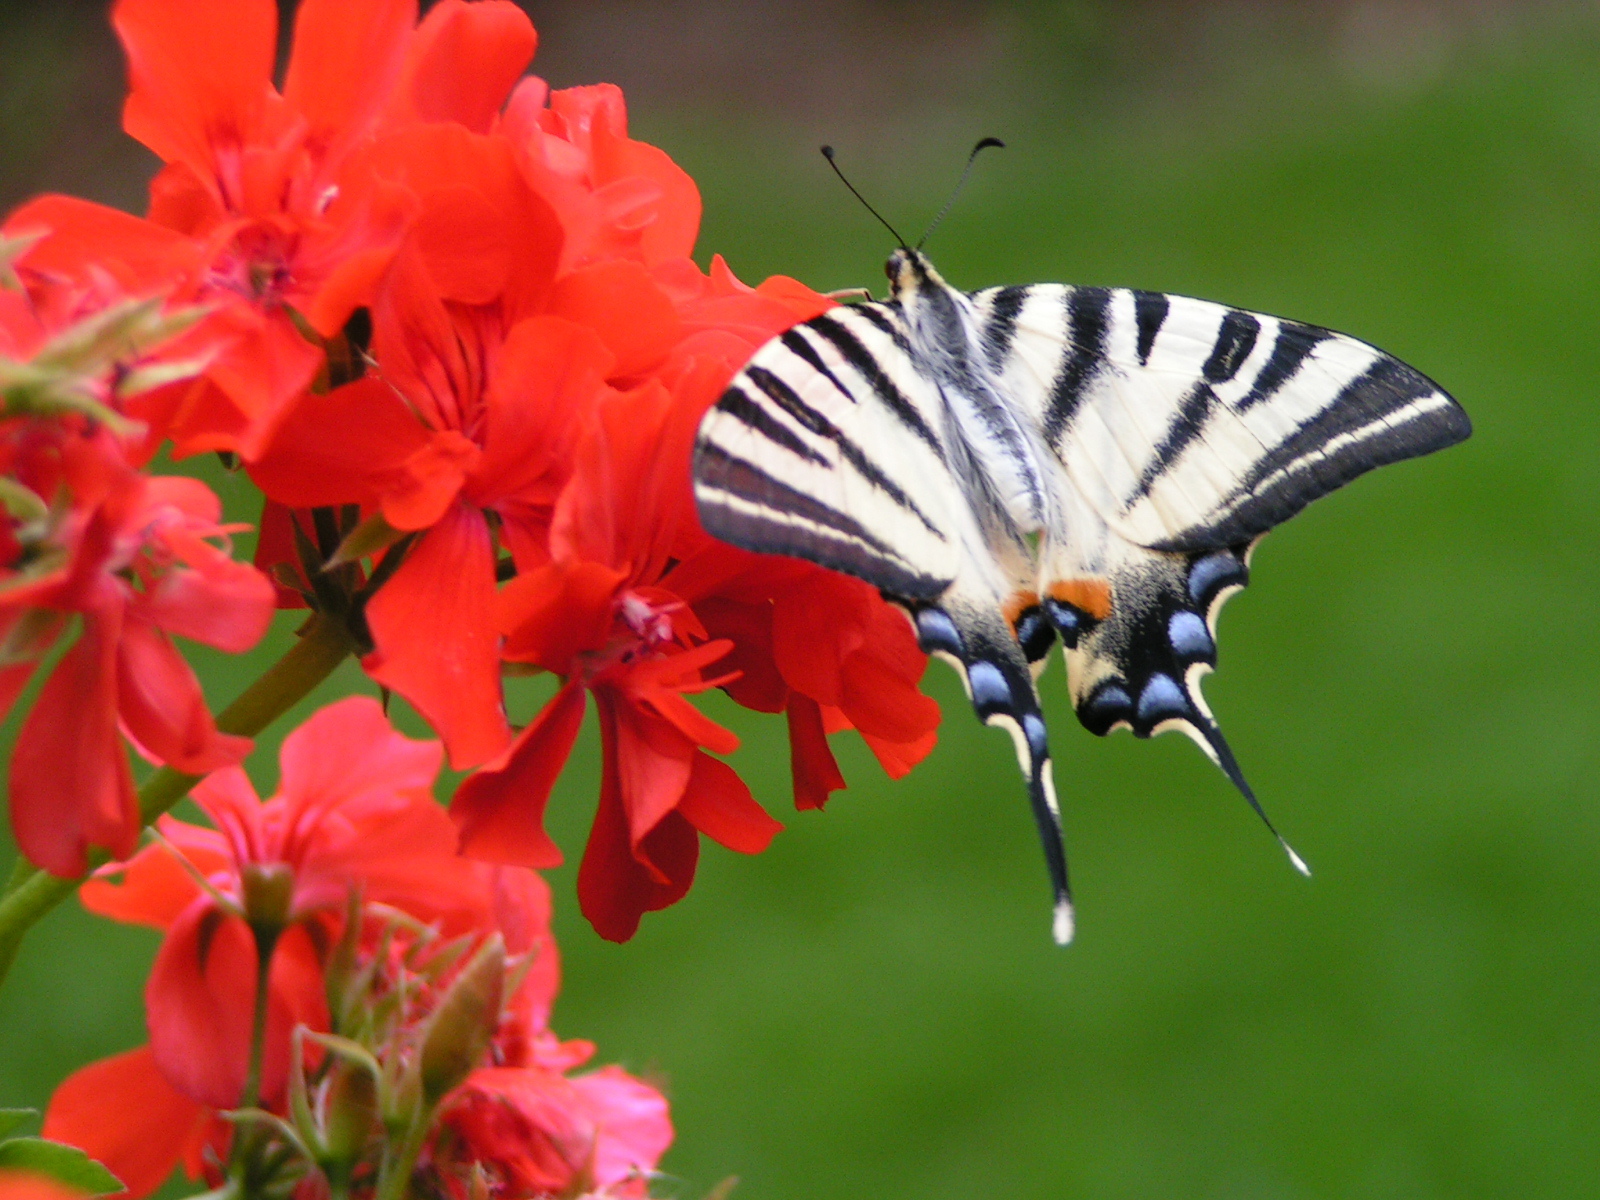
[885,254,901,281]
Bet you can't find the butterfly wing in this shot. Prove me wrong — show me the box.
[974,284,1471,552]
[694,301,1077,941]
[976,283,1467,858]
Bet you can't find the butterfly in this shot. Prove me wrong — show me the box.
[692,202,1469,944]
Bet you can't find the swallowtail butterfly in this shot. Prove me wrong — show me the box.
[692,181,1469,943]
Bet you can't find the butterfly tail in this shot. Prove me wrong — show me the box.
[1175,706,1312,877]
[914,603,1075,944]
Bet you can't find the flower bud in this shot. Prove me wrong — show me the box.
[240,861,295,937]
[322,1057,380,1169]
[418,935,505,1105]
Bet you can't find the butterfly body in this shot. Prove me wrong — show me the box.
[694,248,1469,943]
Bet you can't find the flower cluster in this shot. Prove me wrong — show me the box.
[0,3,951,1194]
[1,0,940,942]
[44,699,672,1200]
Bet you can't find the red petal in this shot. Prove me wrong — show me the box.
[248,377,428,510]
[452,682,585,868]
[786,695,845,812]
[299,798,491,932]
[115,617,251,775]
[42,1046,213,1200]
[568,1066,675,1187]
[754,273,836,322]
[676,753,781,854]
[471,316,613,506]
[861,727,939,780]
[277,694,442,817]
[113,0,277,176]
[838,640,942,744]
[202,313,327,461]
[586,104,701,263]
[386,0,537,133]
[145,902,260,1109]
[548,261,681,379]
[146,906,327,1109]
[694,597,787,713]
[10,615,138,877]
[362,502,510,768]
[80,818,226,930]
[282,0,415,174]
[135,549,275,654]
[577,700,698,943]
[4,195,204,295]
[497,560,625,673]
[605,691,695,849]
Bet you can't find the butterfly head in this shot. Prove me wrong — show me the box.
[885,248,946,301]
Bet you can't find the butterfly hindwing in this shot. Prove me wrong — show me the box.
[912,597,1074,943]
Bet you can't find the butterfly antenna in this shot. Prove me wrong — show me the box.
[917,136,1005,251]
[820,145,908,250]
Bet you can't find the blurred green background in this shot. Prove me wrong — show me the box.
[3,1,1599,1196]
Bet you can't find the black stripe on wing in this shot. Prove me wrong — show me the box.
[1044,286,1112,444]
[803,311,947,463]
[1133,290,1169,365]
[693,442,949,599]
[914,603,1075,944]
[981,286,1028,367]
[1161,351,1471,552]
[739,368,945,538]
[1238,320,1329,410]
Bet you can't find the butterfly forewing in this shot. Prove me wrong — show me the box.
[694,303,972,600]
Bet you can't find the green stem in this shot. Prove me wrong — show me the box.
[0,613,356,988]
[374,1116,430,1200]
[238,929,278,1114]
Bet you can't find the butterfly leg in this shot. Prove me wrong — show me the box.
[913,600,1075,944]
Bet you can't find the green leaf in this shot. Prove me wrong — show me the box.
[0,1137,125,1194]
[0,1110,36,1139]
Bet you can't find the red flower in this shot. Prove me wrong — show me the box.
[0,418,274,877]
[248,119,575,768]
[455,375,792,941]
[100,0,436,458]
[436,1064,673,1199]
[75,697,492,1107]
[42,697,538,1196]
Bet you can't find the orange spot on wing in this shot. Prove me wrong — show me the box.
[1049,578,1112,620]
[1002,589,1040,631]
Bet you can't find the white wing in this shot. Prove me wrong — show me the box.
[970,284,1470,551]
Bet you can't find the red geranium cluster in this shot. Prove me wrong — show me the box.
[0,2,948,1194]
[1,0,941,943]
[44,698,672,1199]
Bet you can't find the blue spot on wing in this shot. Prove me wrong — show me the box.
[1187,550,1245,603]
[966,660,1013,713]
[1136,674,1189,723]
[916,608,964,656]
[1168,610,1214,659]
